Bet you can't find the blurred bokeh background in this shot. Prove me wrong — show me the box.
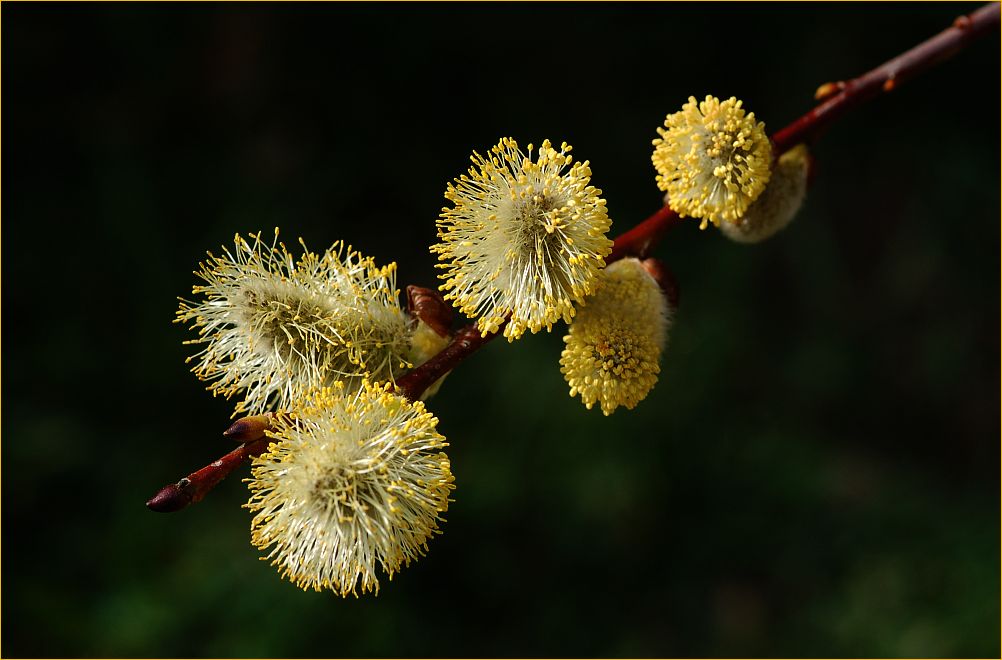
[4,3,999,657]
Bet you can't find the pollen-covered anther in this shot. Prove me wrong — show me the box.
[431,137,614,342]
[560,258,673,416]
[176,230,414,415]
[652,95,773,229]
[245,381,454,596]
[719,144,811,244]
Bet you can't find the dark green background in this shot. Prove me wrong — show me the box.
[4,3,999,657]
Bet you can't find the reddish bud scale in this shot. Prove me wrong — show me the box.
[406,285,453,338]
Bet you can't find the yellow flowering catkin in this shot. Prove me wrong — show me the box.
[245,382,454,596]
[719,144,811,243]
[560,258,672,415]
[432,137,613,341]
[652,95,772,228]
[176,230,413,415]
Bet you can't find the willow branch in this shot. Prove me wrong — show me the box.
[146,437,270,512]
[772,2,999,152]
[609,204,683,263]
[396,322,505,401]
[148,4,997,514]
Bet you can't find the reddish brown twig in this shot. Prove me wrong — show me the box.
[772,3,999,153]
[149,4,998,514]
[147,437,270,512]
[396,322,505,401]
[609,204,683,262]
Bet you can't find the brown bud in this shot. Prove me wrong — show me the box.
[146,479,194,513]
[223,414,273,442]
[814,80,846,101]
[406,285,453,337]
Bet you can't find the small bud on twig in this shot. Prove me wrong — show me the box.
[406,285,453,338]
[146,480,193,513]
[223,414,274,442]
[814,81,847,101]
